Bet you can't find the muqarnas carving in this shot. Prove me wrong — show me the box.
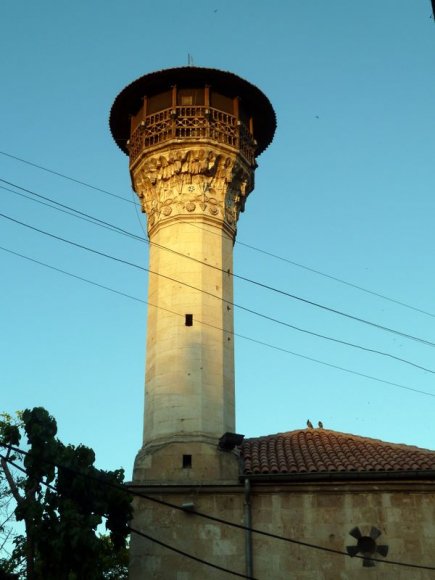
[132,147,253,232]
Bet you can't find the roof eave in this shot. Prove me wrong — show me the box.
[109,66,276,157]
[240,470,435,484]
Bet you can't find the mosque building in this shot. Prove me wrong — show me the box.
[110,66,435,580]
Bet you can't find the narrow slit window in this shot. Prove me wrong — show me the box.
[185,314,193,327]
[182,454,192,468]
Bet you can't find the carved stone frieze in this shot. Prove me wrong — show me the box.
[131,146,254,236]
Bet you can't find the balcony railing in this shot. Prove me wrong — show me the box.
[128,106,256,165]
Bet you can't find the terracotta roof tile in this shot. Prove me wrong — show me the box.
[240,429,435,479]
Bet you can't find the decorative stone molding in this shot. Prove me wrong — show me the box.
[131,146,254,237]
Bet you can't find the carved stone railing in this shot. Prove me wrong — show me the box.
[128,106,256,166]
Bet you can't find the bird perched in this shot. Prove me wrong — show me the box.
[318,421,324,429]
[307,420,313,429]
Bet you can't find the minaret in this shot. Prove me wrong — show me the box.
[110,67,275,483]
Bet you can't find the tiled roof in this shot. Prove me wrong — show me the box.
[240,428,435,479]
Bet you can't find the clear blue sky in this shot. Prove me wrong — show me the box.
[1,1,435,476]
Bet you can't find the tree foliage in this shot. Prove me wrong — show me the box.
[0,408,132,579]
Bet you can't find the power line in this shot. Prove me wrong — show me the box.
[5,177,435,351]
[0,150,136,205]
[1,184,138,241]
[127,525,256,579]
[0,246,149,306]
[0,179,142,241]
[2,445,435,572]
[3,208,435,379]
[3,182,435,368]
[190,222,435,320]
[3,192,434,375]
[5,176,434,346]
[2,244,435,399]
[2,149,433,320]
[225,272,435,348]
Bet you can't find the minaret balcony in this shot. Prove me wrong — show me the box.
[127,105,256,167]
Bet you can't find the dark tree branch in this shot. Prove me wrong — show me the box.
[1,456,35,579]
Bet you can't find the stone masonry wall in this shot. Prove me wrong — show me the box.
[129,481,435,580]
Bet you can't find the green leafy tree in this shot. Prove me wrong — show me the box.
[97,535,129,580]
[0,408,132,579]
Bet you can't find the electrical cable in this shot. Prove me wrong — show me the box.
[0,180,142,241]
[0,184,140,242]
[187,221,435,319]
[2,149,433,320]
[2,244,435,399]
[3,178,434,351]
[0,245,149,306]
[0,150,136,205]
[2,185,435,372]
[2,445,435,572]
[126,525,257,579]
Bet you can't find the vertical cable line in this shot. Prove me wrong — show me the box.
[2,244,435,398]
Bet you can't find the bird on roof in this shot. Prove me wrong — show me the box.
[318,421,324,429]
[307,420,313,429]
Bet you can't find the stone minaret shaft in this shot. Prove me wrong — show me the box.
[134,144,252,449]
[110,67,275,481]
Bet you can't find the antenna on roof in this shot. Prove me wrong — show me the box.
[187,53,194,66]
